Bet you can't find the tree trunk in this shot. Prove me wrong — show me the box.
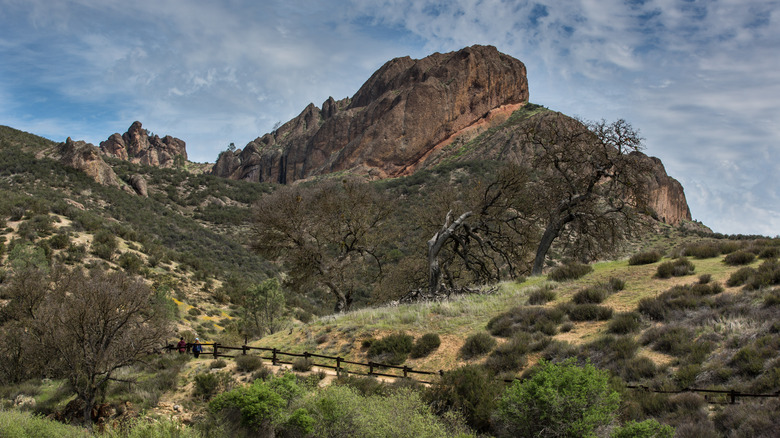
[531,212,575,276]
[427,211,472,296]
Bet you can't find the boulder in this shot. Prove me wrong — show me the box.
[58,137,122,188]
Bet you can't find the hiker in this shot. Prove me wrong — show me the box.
[177,337,186,354]
[193,338,203,358]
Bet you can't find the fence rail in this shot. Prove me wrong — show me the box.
[164,342,780,404]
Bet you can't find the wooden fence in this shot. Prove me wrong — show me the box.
[164,342,780,404]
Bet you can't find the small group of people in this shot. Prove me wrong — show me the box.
[176,337,204,358]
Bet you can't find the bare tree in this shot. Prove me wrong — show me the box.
[523,115,651,275]
[424,164,536,296]
[31,267,170,424]
[252,178,391,312]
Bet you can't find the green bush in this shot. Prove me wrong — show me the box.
[485,333,532,373]
[48,233,69,250]
[724,250,756,266]
[641,326,694,357]
[193,371,233,400]
[367,332,414,365]
[656,257,695,278]
[572,286,608,304]
[727,267,756,287]
[459,332,497,359]
[210,358,227,369]
[235,354,265,372]
[608,311,642,334]
[425,364,503,433]
[743,259,780,290]
[117,252,143,274]
[292,357,313,372]
[305,385,450,438]
[208,378,289,434]
[622,356,657,381]
[410,333,441,358]
[487,305,565,337]
[496,358,620,438]
[685,242,721,259]
[548,262,593,281]
[567,303,613,321]
[719,241,743,254]
[608,277,626,291]
[0,410,90,437]
[612,419,674,438]
[731,346,764,377]
[629,250,662,265]
[527,285,557,305]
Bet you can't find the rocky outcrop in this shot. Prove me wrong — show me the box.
[100,121,187,168]
[58,137,123,188]
[212,45,529,182]
[129,174,148,197]
[642,157,692,224]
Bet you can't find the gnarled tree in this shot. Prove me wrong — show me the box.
[252,178,391,312]
[523,115,651,275]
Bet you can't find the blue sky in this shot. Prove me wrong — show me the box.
[1,0,778,236]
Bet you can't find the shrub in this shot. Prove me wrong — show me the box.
[608,311,642,334]
[685,242,721,259]
[763,288,780,307]
[210,359,227,369]
[656,257,695,278]
[496,359,620,438]
[487,306,565,337]
[714,399,780,437]
[629,250,662,265]
[743,259,780,290]
[698,273,712,284]
[188,307,202,316]
[727,267,755,287]
[731,346,764,376]
[548,262,593,281]
[485,334,531,373]
[425,365,502,433]
[305,386,450,438]
[236,354,264,372]
[292,357,313,372]
[410,333,441,358]
[208,378,288,433]
[334,375,387,396]
[608,277,626,291]
[48,233,69,250]
[759,246,779,259]
[724,250,756,266]
[567,303,613,321]
[612,419,674,438]
[622,356,657,381]
[641,326,694,357]
[637,297,667,321]
[459,332,497,359]
[194,371,233,400]
[367,332,413,365]
[719,241,743,254]
[117,252,143,274]
[527,286,557,305]
[572,286,608,304]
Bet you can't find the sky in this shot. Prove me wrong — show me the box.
[0,0,778,236]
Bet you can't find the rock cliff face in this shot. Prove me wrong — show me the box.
[213,45,691,226]
[213,45,529,182]
[100,121,187,168]
[58,137,123,188]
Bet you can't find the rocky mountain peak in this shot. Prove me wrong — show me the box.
[212,44,528,183]
[100,121,187,168]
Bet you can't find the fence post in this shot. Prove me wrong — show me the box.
[272,348,278,365]
[403,366,409,378]
[213,343,219,359]
[439,370,444,377]
[242,345,248,355]
[369,362,374,376]
[336,357,342,377]
[729,390,737,404]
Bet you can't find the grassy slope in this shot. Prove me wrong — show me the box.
[256,248,767,377]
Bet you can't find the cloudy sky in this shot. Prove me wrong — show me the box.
[1,0,778,235]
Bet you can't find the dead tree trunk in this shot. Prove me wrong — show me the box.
[427,211,472,297]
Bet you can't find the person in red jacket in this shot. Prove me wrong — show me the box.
[177,337,187,353]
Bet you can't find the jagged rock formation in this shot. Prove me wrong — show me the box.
[58,137,123,188]
[213,45,529,182]
[642,157,691,224]
[100,121,187,168]
[212,44,691,226]
[128,174,148,197]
